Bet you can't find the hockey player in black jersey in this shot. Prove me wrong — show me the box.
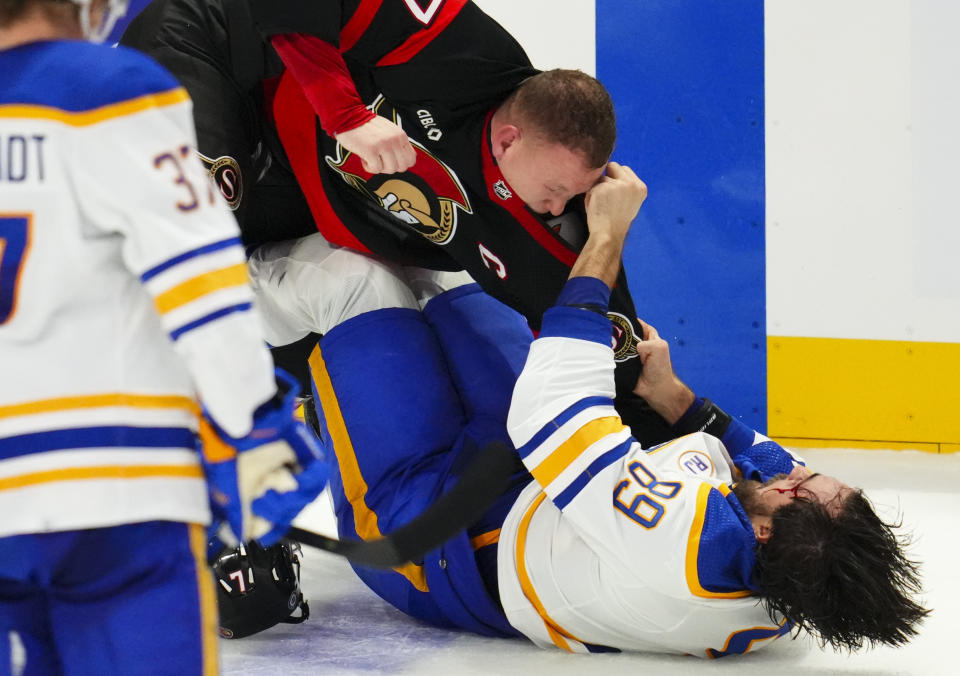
[120,0,675,444]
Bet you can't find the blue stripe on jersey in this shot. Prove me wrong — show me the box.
[553,438,633,510]
[0,426,196,460]
[538,305,612,345]
[515,395,614,460]
[707,621,792,658]
[0,41,181,110]
[555,276,611,312]
[169,303,252,341]
[141,237,242,282]
[584,643,621,654]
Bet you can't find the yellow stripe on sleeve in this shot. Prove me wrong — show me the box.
[0,88,190,126]
[0,464,204,492]
[530,416,626,488]
[309,345,428,593]
[153,263,250,314]
[470,528,501,550]
[0,393,200,420]
[685,483,753,599]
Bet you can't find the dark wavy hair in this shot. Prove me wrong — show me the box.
[754,489,930,650]
[502,69,616,168]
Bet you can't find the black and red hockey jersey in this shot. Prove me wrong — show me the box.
[122,0,673,444]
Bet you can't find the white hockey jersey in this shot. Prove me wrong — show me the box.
[0,40,275,537]
[498,302,790,658]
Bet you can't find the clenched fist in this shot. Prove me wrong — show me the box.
[336,116,417,174]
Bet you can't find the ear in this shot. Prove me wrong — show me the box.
[751,515,773,544]
[490,123,521,162]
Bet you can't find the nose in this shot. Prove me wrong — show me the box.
[787,465,809,482]
[546,198,566,217]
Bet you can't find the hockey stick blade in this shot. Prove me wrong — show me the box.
[287,439,517,568]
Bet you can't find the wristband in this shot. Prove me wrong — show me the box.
[672,397,732,439]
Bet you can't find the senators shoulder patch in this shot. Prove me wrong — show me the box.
[607,311,640,362]
[198,152,243,210]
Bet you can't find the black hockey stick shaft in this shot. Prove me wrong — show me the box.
[285,527,403,567]
[287,439,518,568]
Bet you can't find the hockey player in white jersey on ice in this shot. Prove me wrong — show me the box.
[497,164,929,654]
[245,162,928,657]
[0,0,327,673]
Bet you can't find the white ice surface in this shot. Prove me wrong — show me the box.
[222,449,960,675]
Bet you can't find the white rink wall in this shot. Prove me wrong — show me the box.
[473,0,595,74]
[765,0,960,344]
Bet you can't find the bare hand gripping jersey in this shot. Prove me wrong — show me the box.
[0,41,275,537]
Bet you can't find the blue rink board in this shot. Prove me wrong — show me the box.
[598,0,767,431]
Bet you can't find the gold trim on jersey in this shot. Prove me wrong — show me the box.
[0,464,203,492]
[470,528,500,550]
[0,88,190,126]
[308,345,429,593]
[0,393,200,419]
[707,619,789,659]
[188,523,220,675]
[153,263,250,314]
[685,483,753,599]
[515,492,586,652]
[530,416,626,489]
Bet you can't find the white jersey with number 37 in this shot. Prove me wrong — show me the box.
[0,41,275,537]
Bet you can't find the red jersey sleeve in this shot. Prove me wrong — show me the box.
[270,33,376,137]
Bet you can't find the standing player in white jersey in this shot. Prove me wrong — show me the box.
[245,162,928,656]
[0,0,327,673]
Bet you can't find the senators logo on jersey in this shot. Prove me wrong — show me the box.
[608,311,640,362]
[325,136,472,245]
[197,152,242,210]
